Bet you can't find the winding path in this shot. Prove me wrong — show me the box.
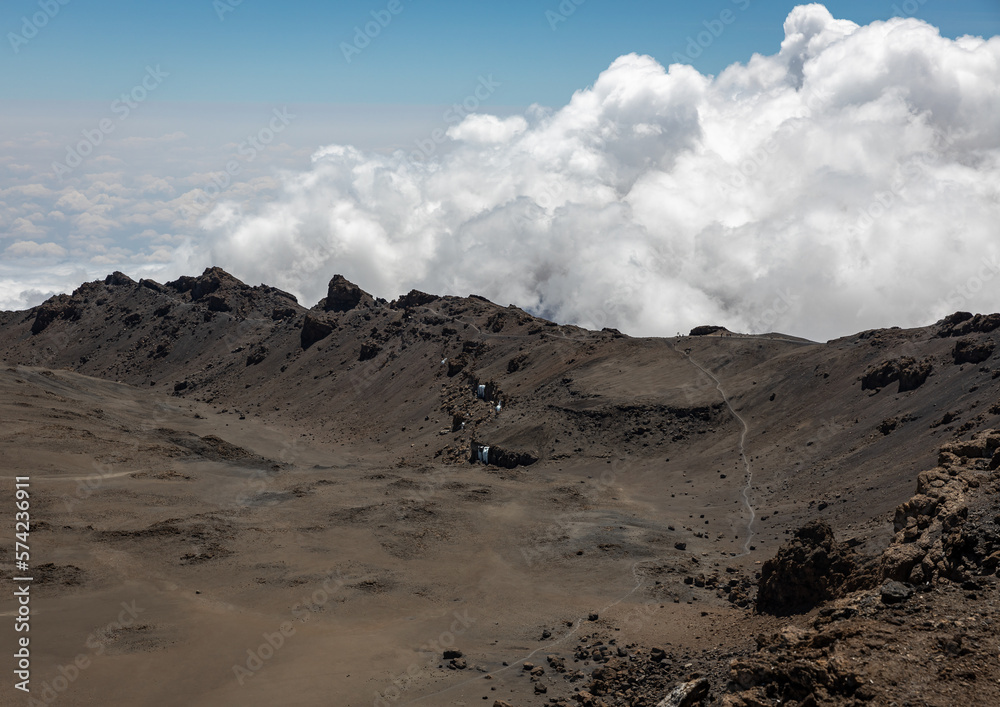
[396,327,768,704]
[674,345,756,557]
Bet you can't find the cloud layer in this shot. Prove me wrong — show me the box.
[4,5,1000,341]
[194,5,1000,340]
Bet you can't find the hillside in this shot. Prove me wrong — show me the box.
[1,269,999,706]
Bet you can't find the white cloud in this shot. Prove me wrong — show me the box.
[54,189,93,212]
[447,115,528,144]
[5,217,48,238]
[4,240,67,258]
[186,6,1000,341]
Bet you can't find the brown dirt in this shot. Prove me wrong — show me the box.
[1,272,999,706]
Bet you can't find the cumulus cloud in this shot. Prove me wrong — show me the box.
[190,5,1000,341]
[447,115,529,144]
[4,240,68,258]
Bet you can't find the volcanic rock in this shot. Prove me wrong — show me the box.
[757,521,857,615]
[953,338,994,364]
[320,274,372,313]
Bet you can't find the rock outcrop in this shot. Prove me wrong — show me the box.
[936,311,1000,337]
[320,274,373,313]
[860,356,933,392]
[952,338,994,365]
[878,429,1000,584]
[756,521,858,615]
[689,326,728,336]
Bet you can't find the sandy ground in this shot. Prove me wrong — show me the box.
[0,365,775,707]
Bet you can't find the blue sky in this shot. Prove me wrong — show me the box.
[3,0,999,108]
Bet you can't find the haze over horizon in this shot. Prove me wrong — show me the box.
[2,1,999,342]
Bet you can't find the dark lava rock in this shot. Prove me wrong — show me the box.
[139,278,167,293]
[442,649,463,659]
[689,325,727,336]
[167,266,245,302]
[469,442,538,469]
[358,341,382,361]
[880,580,913,604]
[321,274,371,313]
[272,306,298,320]
[757,521,857,616]
[104,271,136,287]
[862,356,933,392]
[937,311,1000,337]
[301,314,335,349]
[898,358,934,391]
[953,338,994,365]
[30,294,81,334]
[447,355,469,377]
[205,294,232,313]
[391,289,439,309]
[245,344,268,366]
[507,354,527,373]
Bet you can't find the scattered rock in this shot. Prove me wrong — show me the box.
[880,580,913,604]
[359,342,382,361]
[656,677,709,707]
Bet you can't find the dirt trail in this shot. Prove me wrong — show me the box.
[676,345,757,556]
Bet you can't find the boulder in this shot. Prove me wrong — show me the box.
[391,289,439,309]
[321,274,372,313]
[689,325,727,336]
[879,580,913,604]
[657,678,709,707]
[953,338,994,364]
[861,357,933,392]
[757,521,857,615]
[301,314,335,349]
